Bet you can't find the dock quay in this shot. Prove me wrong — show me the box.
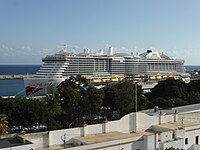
[0,74,34,80]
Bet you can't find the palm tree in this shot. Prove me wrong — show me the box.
[0,114,8,135]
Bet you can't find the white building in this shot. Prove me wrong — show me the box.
[2,104,200,150]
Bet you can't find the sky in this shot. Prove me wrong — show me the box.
[0,0,200,65]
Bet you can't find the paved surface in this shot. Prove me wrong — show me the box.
[140,103,200,115]
[152,120,198,133]
[73,131,152,145]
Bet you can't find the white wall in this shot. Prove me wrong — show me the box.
[160,114,174,124]
[21,132,49,148]
[178,111,200,122]
[184,130,200,150]
[175,128,185,139]
[143,134,155,150]
[107,120,120,132]
[48,112,160,146]
[160,138,184,150]
[160,131,173,142]
[49,128,81,146]
[86,123,103,135]
[137,112,158,131]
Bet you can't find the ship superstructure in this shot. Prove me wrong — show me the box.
[24,47,189,96]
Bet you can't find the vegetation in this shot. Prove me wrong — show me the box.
[1,76,200,132]
[146,78,200,107]
[0,114,9,135]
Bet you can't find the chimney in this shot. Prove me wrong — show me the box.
[108,47,113,56]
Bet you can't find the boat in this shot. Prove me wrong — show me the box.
[24,47,190,96]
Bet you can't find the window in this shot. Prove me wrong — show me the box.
[196,136,199,144]
[185,138,188,145]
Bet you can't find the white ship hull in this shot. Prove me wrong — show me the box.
[24,78,66,96]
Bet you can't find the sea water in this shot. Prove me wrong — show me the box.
[0,65,40,75]
[0,65,40,96]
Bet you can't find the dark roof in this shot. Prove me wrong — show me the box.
[0,136,32,148]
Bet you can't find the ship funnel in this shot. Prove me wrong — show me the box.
[98,49,103,55]
[108,47,113,56]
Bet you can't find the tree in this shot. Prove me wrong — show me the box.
[170,98,189,107]
[146,79,187,101]
[114,81,144,116]
[58,76,101,126]
[83,87,104,118]
[0,114,8,135]
[58,76,105,126]
[186,91,200,104]
[102,84,119,111]
[151,97,168,108]
[44,94,62,130]
[186,80,200,93]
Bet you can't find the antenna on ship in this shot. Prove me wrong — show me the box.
[63,44,67,52]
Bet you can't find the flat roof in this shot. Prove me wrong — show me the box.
[73,131,153,145]
[140,103,200,116]
[0,137,32,148]
[152,120,200,133]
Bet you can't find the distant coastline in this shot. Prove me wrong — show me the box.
[0,74,34,80]
[184,65,200,71]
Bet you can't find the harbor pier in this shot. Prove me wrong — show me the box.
[0,74,34,80]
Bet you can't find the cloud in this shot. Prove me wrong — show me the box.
[0,44,198,65]
[0,44,41,64]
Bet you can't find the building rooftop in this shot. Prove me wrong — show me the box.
[72,131,153,145]
[141,103,200,116]
[152,120,200,133]
[0,136,32,149]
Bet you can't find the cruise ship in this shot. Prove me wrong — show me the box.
[24,47,189,96]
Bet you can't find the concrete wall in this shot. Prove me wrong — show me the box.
[184,130,200,150]
[160,131,173,142]
[86,123,103,135]
[174,128,185,139]
[143,134,155,150]
[49,128,81,146]
[21,131,49,148]
[160,114,174,124]
[107,120,120,132]
[137,112,158,131]
[160,138,184,150]
[178,111,200,123]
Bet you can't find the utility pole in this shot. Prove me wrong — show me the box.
[135,82,138,132]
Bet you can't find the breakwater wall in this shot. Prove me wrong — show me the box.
[0,74,34,80]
